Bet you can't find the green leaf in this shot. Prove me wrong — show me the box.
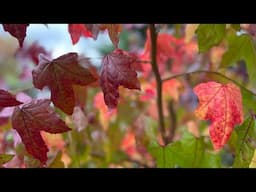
[231,24,241,31]
[221,34,256,83]
[233,117,256,167]
[48,151,65,168]
[196,24,226,53]
[149,132,221,168]
[0,154,14,165]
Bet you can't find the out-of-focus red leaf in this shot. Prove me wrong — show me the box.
[121,131,140,158]
[93,92,116,130]
[15,42,51,65]
[32,53,98,115]
[11,99,71,164]
[0,89,22,107]
[139,30,197,78]
[139,88,155,102]
[100,49,140,109]
[68,24,94,45]
[193,81,244,150]
[3,24,29,48]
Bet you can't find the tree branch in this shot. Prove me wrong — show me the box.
[162,70,256,97]
[149,24,168,145]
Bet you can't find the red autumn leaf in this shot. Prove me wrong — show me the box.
[15,41,51,65]
[121,131,139,158]
[68,24,94,45]
[193,81,244,150]
[73,85,87,109]
[100,48,140,109]
[0,89,22,107]
[11,99,71,164]
[139,30,197,78]
[32,53,98,115]
[84,24,102,39]
[101,24,122,48]
[3,24,29,48]
[93,92,116,130]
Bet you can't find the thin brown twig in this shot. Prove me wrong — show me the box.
[162,70,256,97]
[149,24,168,145]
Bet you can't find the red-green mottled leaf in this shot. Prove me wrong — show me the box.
[100,49,140,109]
[11,99,71,164]
[0,89,22,107]
[101,24,122,48]
[193,81,243,150]
[32,53,98,115]
[3,24,29,47]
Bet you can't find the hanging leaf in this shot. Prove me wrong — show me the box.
[100,49,140,109]
[3,24,29,47]
[11,99,71,164]
[32,53,98,114]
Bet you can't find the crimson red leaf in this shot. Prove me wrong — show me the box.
[11,99,71,164]
[68,24,94,45]
[32,53,98,115]
[0,89,22,107]
[100,49,140,109]
[73,85,87,109]
[3,24,29,48]
[193,81,244,150]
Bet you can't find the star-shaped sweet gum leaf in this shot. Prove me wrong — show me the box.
[68,24,93,45]
[32,53,98,115]
[0,89,22,107]
[11,99,71,164]
[100,49,140,109]
[193,81,244,150]
[3,24,29,48]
